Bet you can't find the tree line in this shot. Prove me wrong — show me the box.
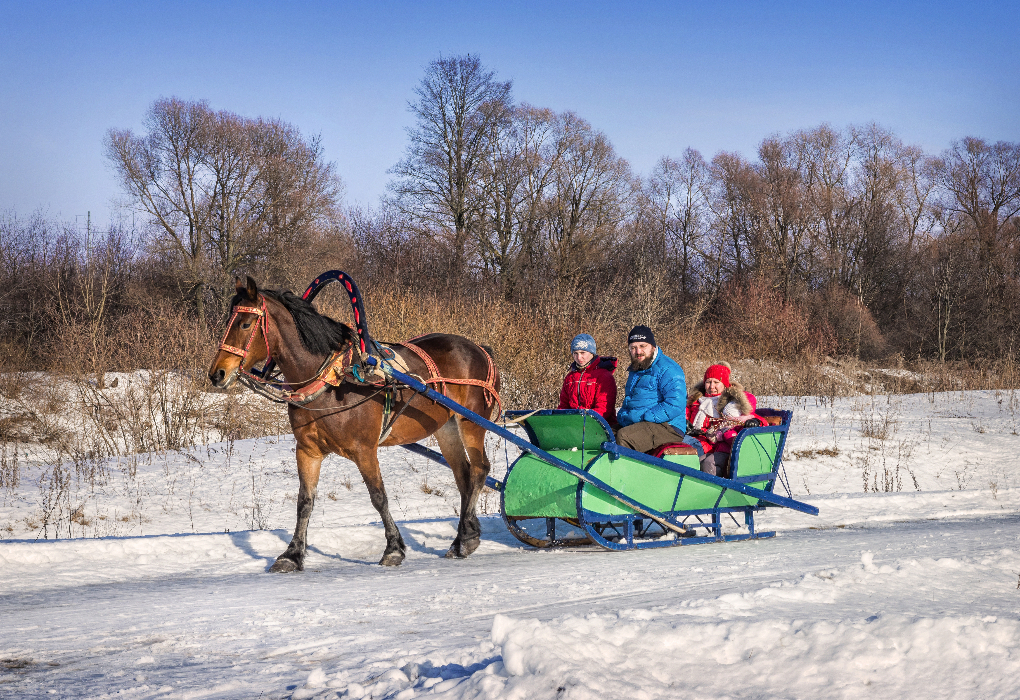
[383,56,1020,364]
[2,54,1019,378]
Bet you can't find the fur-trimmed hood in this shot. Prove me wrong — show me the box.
[688,379,753,416]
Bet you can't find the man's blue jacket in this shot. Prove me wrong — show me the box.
[616,348,688,433]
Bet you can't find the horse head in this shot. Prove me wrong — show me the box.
[208,276,272,389]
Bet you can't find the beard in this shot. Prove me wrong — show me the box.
[629,354,655,372]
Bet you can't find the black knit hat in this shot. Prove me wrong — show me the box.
[627,325,656,347]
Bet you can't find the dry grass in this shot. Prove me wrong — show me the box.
[792,446,840,459]
[314,285,1020,411]
[2,273,1018,534]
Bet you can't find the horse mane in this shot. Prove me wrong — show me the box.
[231,289,357,356]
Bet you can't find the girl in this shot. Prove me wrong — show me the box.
[686,362,763,477]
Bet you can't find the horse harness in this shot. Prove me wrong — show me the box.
[218,296,502,442]
[218,297,271,366]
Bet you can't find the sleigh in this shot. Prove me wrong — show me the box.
[497,409,807,549]
[388,378,816,550]
[301,271,817,552]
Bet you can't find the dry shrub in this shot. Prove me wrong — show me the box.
[306,279,1020,407]
[710,278,836,360]
[0,340,32,375]
[44,301,216,377]
[805,285,888,360]
[109,303,214,372]
[207,389,289,441]
[0,369,28,401]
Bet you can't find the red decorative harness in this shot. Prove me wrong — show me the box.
[218,296,353,405]
[402,339,503,419]
[217,297,502,417]
[218,297,271,366]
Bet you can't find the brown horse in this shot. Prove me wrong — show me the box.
[207,277,498,569]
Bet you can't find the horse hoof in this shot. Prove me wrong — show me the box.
[269,557,302,573]
[380,551,404,566]
[445,535,480,559]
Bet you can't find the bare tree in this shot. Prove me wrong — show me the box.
[938,138,1020,284]
[475,105,557,297]
[752,137,815,300]
[645,148,710,298]
[894,143,940,256]
[789,124,856,288]
[388,55,513,279]
[933,137,1020,353]
[106,97,341,325]
[544,112,631,284]
[706,151,759,291]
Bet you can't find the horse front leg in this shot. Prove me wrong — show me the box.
[356,450,406,566]
[270,444,322,573]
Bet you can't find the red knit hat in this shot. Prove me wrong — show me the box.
[704,362,731,387]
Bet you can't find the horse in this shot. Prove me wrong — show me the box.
[207,276,499,569]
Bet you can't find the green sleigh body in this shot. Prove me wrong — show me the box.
[499,409,809,550]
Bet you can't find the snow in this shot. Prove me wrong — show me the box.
[1,389,1019,698]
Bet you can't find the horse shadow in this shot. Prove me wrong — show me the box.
[232,514,519,571]
[228,529,379,570]
[397,514,521,555]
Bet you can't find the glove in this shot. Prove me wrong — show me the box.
[742,418,763,428]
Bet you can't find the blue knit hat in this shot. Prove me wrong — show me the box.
[570,333,597,354]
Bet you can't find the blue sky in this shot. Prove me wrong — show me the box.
[2,0,1017,228]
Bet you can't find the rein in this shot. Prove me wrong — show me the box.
[218,273,503,425]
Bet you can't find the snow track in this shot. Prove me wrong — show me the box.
[2,512,1019,699]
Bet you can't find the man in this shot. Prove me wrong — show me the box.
[615,325,695,455]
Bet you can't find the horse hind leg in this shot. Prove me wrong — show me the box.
[435,416,490,558]
[271,445,322,573]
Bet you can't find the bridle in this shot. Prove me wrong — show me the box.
[215,294,362,408]
[212,277,503,429]
[218,296,271,372]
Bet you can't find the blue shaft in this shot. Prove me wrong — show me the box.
[366,357,690,535]
[602,443,819,516]
[400,442,503,491]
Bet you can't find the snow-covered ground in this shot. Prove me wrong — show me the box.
[1,390,1019,699]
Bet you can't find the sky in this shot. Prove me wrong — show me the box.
[1,0,1018,230]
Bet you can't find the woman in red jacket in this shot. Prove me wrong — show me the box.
[557,334,618,426]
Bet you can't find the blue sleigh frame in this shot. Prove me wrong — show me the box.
[372,360,816,551]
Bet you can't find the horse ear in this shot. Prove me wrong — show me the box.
[234,276,247,298]
[246,276,259,301]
